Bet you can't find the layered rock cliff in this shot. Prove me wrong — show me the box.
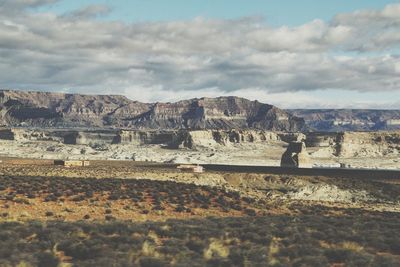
[169,130,282,149]
[335,132,400,158]
[304,131,400,159]
[0,90,304,131]
[1,127,399,168]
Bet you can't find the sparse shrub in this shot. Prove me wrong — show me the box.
[175,206,186,213]
[244,209,257,216]
[346,253,373,266]
[14,198,30,204]
[105,215,115,221]
[35,252,59,267]
[231,204,242,211]
[64,208,73,213]
[372,255,400,267]
[108,194,119,200]
[385,237,400,254]
[139,257,166,267]
[292,255,329,267]
[71,195,85,202]
[45,211,54,217]
[200,204,209,209]
[63,243,93,260]
[242,197,255,204]
[228,249,244,266]
[206,258,231,267]
[27,193,36,199]
[5,195,14,201]
[324,248,351,263]
[186,239,205,253]
[105,209,112,214]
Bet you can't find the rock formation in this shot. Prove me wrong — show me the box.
[281,141,312,168]
[0,127,287,148]
[335,132,400,158]
[169,130,282,149]
[2,126,399,161]
[301,131,400,159]
[0,90,305,131]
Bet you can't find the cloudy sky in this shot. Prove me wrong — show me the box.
[0,0,400,108]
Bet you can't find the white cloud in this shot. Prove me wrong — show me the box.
[0,1,399,108]
[331,4,400,51]
[0,0,58,13]
[64,4,112,19]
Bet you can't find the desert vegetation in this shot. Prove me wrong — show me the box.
[0,175,262,221]
[0,212,399,266]
[0,161,399,266]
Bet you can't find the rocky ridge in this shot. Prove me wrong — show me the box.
[0,90,304,131]
[291,109,400,131]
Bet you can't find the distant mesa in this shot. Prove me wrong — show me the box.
[1,89,399,132]
[291,109,400,132]
[0,89,304,132]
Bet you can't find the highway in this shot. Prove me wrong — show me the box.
[201,164,400,179]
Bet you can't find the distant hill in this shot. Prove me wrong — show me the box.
[290,109,400,131]
[0,90,305,131]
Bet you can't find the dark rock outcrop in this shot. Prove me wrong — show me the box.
[281,142,312,168]
[0,90,305,131]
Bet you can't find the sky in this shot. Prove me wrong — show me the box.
[0,0,400,108]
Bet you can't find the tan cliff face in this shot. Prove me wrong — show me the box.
[335,132,400,158]
[170,130,282,149]
[0,90,305,131]
[0,127,289,148]
[0,128,399,169]
[303,131,400,160]
[1,127,398,158]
